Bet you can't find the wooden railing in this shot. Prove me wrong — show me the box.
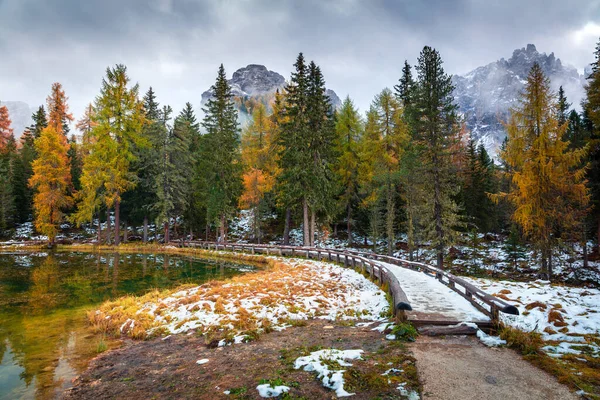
[181,241,519,322]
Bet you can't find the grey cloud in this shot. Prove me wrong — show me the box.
[1,0,599,129]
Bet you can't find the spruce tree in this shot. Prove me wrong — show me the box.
[394,60,414,108]
[278,53,312,245]
[584,39,600,253]
[499,63,589,279]
[29,106,48,140]
[413,46,462,268]
[557,86,571,127]
[201,64,242,242]
[0,110,16,235]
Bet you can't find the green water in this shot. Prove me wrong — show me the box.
[0,251,254,399]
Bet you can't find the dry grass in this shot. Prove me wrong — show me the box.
[548,309,568,327]
[525,301,547,311]
[500,325,600,398]
[87,255,384,344]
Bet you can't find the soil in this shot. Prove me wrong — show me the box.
[411,335,578,400]
[63,319,419,400]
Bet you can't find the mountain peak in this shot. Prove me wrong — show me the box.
[453,45,585,158]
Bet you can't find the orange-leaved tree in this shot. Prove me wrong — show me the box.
[0,105,13,151]
[29,124,73,245]
[496,62,589,279]
[46,82,74,135]
[239,103,280,242]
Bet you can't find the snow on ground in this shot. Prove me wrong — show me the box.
[256,383,290,398]
[464,277,600,358]
[294,349,363,397]
[109,257,389,340]
[380,262,489,322]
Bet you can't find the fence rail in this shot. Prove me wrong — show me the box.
[182,241,519,322]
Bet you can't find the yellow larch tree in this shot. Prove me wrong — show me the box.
[497,62,589,279]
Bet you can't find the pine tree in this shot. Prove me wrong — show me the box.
[394,60,414,108]
[499,63,589,279]
[278,53,312,245]
[413,46,462,268]
[305,61,336,245]
[73,65,145,245]
[201,64,242,242]
[29,106,48,140]
[29,125,72,245]
[13,129,36,222]
[557,86,571,127]
[584,39,600,253]
[334,96,363,245]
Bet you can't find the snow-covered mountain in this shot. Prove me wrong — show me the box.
[0,101,34,138]
[201,64,342,126]
[453,44,586,158]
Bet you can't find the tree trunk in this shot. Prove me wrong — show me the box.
[96,212,101,243]
[114,200,121,246]
[310,209,316,246]
[433,162,444,269]
[597,217,600,254]
[205,223,210,242]
[333,223,338,238]
[220,214,227,243]
[283,208,291,245]
[386,179,394,256]
[123,221,128,243]
[347,204,353,246]
[106,209,112,245]
[143,215,148,243]
[583,227,588,269]
[303,198,309,246]
[164,221,170,243]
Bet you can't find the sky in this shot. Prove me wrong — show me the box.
[1,0,600,122]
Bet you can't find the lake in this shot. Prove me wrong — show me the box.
[0,250,254,399]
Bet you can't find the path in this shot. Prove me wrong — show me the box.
[411,335,577,400]
[381,261,490,323]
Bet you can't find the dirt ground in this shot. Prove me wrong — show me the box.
[63,319,419,400]
[411,335,578,400]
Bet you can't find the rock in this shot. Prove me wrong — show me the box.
[323,325,334,329]
[453,44,585,159]
[201,64,342,127]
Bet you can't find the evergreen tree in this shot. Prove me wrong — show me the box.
[305,61,336,245]
[394,60,414,108]
[29,106,48,140]
[278,53,312,245]
[13,129,36,222]
[584,39,600,253]
[201,64,242,242]
[412,46,462,268]
[557,86,571,127]
[499,63,589,279]
[333,96,363,245]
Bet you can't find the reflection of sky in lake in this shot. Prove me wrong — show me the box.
[0,251,253,399]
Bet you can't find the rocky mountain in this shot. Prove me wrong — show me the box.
[201,64,342,126]
[453,44,586,158]
[0,101,34,138]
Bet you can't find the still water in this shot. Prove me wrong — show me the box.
[0,251,254,399]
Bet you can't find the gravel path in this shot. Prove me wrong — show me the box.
[411,335,578,400]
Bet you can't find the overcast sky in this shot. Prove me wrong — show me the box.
[1,0,600,121]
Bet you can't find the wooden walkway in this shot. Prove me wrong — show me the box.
[182,241,518,329]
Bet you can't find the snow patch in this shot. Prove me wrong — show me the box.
[294,349,363,397]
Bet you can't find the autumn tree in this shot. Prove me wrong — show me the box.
[499,63,589,279]
[412,46,462,268]
[201,64,242,242]
[46,82,74,135]
[333,96,363,245]
[240,103,279,243]
[0,106,16,234]
[73,65,145,245]
[29,125,72,246]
